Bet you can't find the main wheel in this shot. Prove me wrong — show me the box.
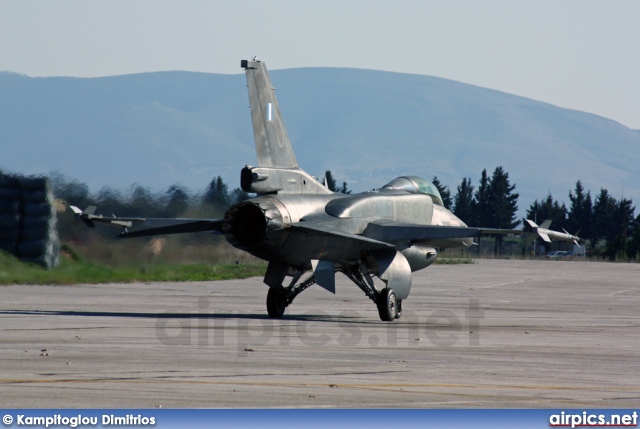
[395,299,403,319]
[376,288,398,321]
[266,286,287,318]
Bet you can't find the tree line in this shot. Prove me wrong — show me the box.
[52,168,640,261]
[432,169,640,260]
[54,170,351,221]
[52,172,250,225]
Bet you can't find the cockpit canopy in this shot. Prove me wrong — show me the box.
[381,176,444,206]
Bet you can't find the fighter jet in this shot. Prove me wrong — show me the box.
[72,58,580,321]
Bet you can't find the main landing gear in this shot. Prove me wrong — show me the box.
[375,288,402,321]
[266,270,317,318]
[265,264,404,322]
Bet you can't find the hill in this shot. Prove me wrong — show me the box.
[1,68,639,211]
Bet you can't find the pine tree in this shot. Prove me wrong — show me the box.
[203,176,230,208]
[473,169,491,228]
[128,185,159,217]
[324,170,337,192]
[164,184,191,217]
[453,177,474,225]
[338,182,351,194]
[325,170,350,194]
[604,197,635,260]
[487,166,519,254]
[567,180,592,241]
[591,188,616,248]
[626,213,640,260]
[431,176,452,209]
[229,188,251,205]
[472,169,491,254]
[526,194,567,229]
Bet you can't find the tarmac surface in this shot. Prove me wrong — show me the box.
[1,259,639,408]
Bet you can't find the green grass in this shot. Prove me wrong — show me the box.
[0,250,266,285]
[0,245,474,285]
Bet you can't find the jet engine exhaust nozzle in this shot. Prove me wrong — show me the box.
[222,198,290,254]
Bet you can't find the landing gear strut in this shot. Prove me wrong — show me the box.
[265,271,317,318]
[265,263,406,322]
[345,263,404,322]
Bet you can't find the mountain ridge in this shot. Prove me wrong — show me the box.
[1,68,638,211]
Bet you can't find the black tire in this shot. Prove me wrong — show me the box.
[395,299,403,319]
[376,288,398,321]
[266,286,287,318]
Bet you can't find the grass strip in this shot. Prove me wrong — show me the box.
[0,251,266,285]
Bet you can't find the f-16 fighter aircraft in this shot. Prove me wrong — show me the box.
[72,58,580,321]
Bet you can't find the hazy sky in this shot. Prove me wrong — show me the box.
[2,0,639,128]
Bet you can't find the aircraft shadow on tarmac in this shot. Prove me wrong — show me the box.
[0,309,372,324]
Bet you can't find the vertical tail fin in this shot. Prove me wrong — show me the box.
[242,58,298,169]
[240,59,331,195]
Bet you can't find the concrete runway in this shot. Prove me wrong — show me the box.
[1,259,639,408]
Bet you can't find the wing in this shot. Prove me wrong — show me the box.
[361,219,579,244]
[290,221,394,250]
[70,206,224,238]
[363,220,482,242]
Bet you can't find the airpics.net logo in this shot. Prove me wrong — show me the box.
[154,297,484,355]
[549,411,638,428]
